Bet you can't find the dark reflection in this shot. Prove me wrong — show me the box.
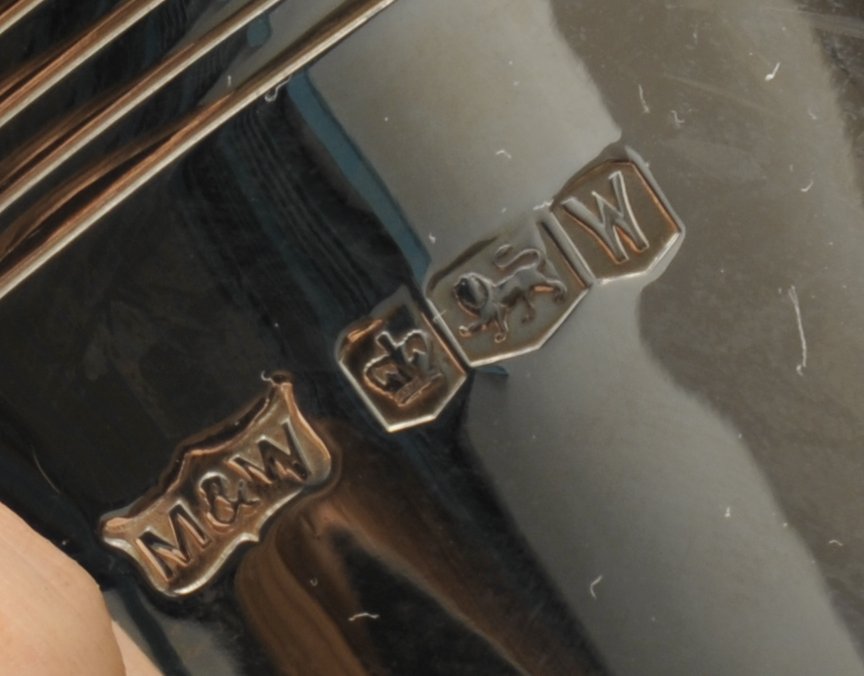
[237,419,599,676]
[552,0,864,648]
[0,0,239,227]
[0,27,606,669]
[0,88,413,511]
[0,0,116,80]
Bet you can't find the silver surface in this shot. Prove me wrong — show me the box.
[307,0,864,674]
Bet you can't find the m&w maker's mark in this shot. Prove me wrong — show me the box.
[100,376,332,597]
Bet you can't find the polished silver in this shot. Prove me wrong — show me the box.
[0,0,398,302]
[308,2,864,672]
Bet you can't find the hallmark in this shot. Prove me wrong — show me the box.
[364,328,444,406]
[454,244,568,344]
[339,154,684,431]
[337,287,467,432]
[100,375,332,597]
[549,160,683,280]
[427,225,588,367]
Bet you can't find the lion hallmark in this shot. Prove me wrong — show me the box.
[426,223,588,367]
[453,245,567,343]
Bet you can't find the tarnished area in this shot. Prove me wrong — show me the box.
[101,375,332,597]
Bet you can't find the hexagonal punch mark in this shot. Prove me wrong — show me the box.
[425,223,590,368]
[549,160,684,282]
[336,288,468,432]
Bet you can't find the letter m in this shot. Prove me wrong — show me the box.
[137,504,211,582]
[561,170,649,263]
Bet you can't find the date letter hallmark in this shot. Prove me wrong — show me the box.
[551,161,683,280]
[100,375,332,598]
[337,288,467,432]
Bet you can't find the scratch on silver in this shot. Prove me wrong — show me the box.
[788,285,807,376]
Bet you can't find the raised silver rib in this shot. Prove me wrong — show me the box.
[0,0,285,217]
[0,0,399,301]
[0,0,50,38]
[0,0,172,128]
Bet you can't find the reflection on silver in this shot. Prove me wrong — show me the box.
[0,0,50,38]
[0,0,286,218]
[235,419,596,675]
[0,0,172,128]
[0,0,399,303]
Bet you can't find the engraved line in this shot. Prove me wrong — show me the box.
[0,0,48,37]
[0,0,171,128]
[0,0,399,301]
[0,0,285,216]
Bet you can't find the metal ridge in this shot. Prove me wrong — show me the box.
[0,0,49,38]
[0,0,399,301]
[0,0,171,128]
[0,0,285,216]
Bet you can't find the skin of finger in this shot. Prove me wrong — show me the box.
[0,503,126,676]
[112,622,163,676]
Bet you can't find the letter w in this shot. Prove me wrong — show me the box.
[561,171,649,263]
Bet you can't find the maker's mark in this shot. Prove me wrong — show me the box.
[100,375,332,598]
